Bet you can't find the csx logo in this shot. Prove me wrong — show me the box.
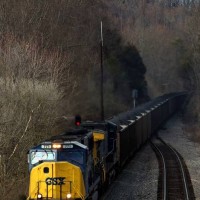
[45,177,65,185]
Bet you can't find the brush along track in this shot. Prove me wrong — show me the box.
[151,137,195,200]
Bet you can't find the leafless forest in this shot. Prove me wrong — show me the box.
[0,0,200,199]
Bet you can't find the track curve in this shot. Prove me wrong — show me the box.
[151,137,195,200]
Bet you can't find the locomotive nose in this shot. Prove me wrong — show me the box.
[28,162,86,200]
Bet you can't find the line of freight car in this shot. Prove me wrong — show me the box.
[27,92,187,200]
[109,92,186,168]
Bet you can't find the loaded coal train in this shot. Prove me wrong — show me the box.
[27,92,186,200]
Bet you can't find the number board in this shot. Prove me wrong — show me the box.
[41,144,51,149]
[63,144,73,149]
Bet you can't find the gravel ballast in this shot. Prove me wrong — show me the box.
[102,145,158,200]
[159,115,200,200]
[102,115,200,200]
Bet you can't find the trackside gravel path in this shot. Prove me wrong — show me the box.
[102,115,200,200]
[102,145,158,200]
[159,115,200,199]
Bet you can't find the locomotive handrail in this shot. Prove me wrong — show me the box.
[72,184,85,200]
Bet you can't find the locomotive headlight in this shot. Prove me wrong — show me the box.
[37,193,42,199]
[66,193,72,199]
[52,143,61,149]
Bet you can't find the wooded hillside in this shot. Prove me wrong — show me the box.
[0,1,200,199]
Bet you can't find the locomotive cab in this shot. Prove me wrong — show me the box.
[27,122,118,200]
[28,141,87,172]
[28,141,88,200]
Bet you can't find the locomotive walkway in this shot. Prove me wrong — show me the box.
[151,137,195,200]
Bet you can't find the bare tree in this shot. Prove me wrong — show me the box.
[0,36,78,199]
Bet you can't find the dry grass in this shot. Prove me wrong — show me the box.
[0,37,66,199]
[0,78,62,199]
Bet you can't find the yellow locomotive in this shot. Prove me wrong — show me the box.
[27,122,118,200]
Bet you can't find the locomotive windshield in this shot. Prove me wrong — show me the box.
[57,151,84,165]
[30,151,56,164]
[28,141,88,171]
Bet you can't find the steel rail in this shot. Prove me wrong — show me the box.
[151,141,167,200]
[166,143,190,200]
[152,138,191,200]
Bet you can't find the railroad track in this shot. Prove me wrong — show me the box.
[151,137,195,200]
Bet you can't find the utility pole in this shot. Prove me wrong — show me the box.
[132,89,138,109]
[100,21,104,121]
